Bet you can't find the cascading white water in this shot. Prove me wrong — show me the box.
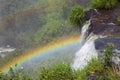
[79,19,91,47]
[72,20,99,70]
[72,35,98,69]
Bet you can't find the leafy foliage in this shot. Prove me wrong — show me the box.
[76,58,104,80]
[0,0,80,70]
[91,0,117,9]
[69,5,85,27]
[103,43,114,68]
[0,57,119,80]
[34,0,80,44]
[39,63,76,80]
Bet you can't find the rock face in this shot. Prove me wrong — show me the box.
[95,37,120,51]
[85,3,120,73]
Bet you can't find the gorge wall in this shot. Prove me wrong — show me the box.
[72,3,120,70]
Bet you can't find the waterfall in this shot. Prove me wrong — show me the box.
[72,20,99,70]
[79,19,91,47]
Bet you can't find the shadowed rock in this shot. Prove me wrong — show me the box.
[84,3,120,73]
[95,37,120,51]
[85,3,120,37]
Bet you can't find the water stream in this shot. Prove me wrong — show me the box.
[72,20,99,70]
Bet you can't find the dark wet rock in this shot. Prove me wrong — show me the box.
[85,3,120,37]
[98,3,120,24]
[88,20,120,36]
[84,9,100,20]
[95,37,120,73]
[95,37,120,51]
[84,3,120,78]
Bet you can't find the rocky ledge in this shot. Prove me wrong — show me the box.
[85,3,120,75]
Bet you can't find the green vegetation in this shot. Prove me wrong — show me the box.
[39,63,76,80]
[0,59,103,80]
[0,0,80,69]
[117,16,120,25]
[0,44,119,80]
[76,58,104,80]
[0,66,32,80]
[33,0,80,45]
[0,58,119,80]
[103,43,114,68]
[1,0,120,80]
[91,0,117,9]
[69,6,85,28]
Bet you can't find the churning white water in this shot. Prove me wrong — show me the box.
[72,35,98,69]
[72,20,98,70]
[80,19,91,47]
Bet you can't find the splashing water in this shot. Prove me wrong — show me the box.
[79,19,91,47]
[72,35,98,69]
[72,20,99,70]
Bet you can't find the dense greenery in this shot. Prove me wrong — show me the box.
[69,6,85,28]
[91,0,117,9]
[39,63,76,80]
[0,44,118,79]
[0,0,120,80]
[0,0,80,69]
[103,43,114,68]
[0,58,119,80]
[0,59,104,80]
[31,0,80,45]
[0,0,80,49]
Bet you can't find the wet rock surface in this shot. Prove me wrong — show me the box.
[85,3,120,50]
[85,3,120,36]
[95,37,120,51]
[85,3,120,75]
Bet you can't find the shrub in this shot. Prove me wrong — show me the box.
[91,0,117,9]
[39,63,76,80]
[117,16,120,25]
[103,43,114,68]
[69,5,85,27]
[76,58,104,80]
[0,59,119,80]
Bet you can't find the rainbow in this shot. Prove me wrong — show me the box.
[0,35,80,73]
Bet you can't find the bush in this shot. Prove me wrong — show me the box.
[117,16,120,25]
[76,58,104,80]
[69,5,85,27]
[91,0,117,9]
[0,59,119,80]
[39,63,76,80]
[103,43,114,66]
